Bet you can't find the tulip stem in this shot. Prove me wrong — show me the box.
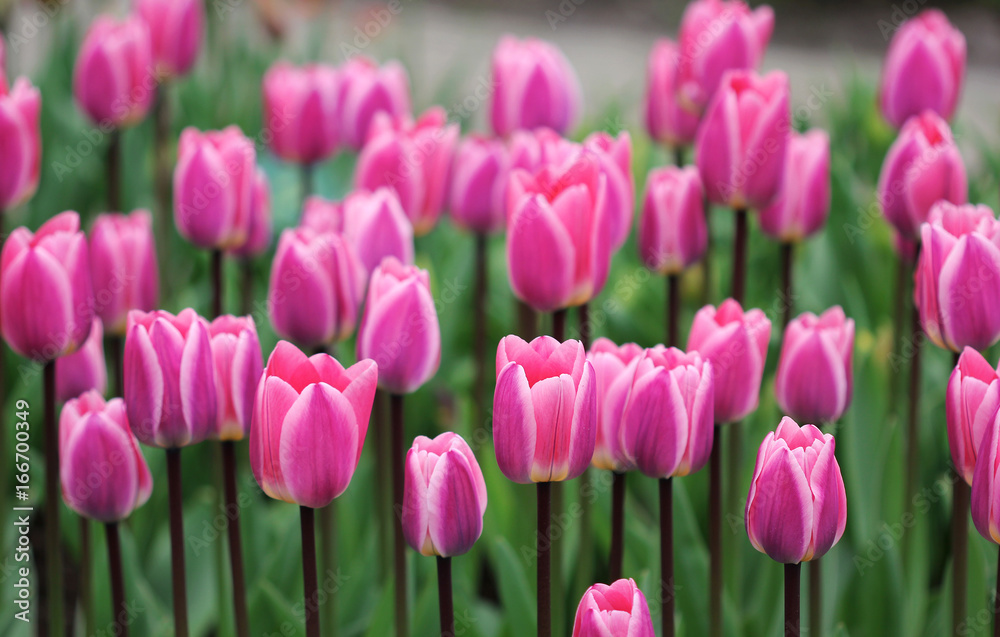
[473,233,488,432]
[302,163,315,207]
[578,303,591,349]
[108,129,121,212]
[166,448,189,637]
[240,257,254,316]
[44,360,63,637]
[785,562,801,637]
[437,556,454,637]
[709,425,722,637]
[108,334,124,398]
[105,522,128,637]
[391,393,408,637]
[660,477,675,637]
[780,242,793,331]
[211,249,224,318]
[609,471,625,581]
[904,273,922,556]
[319,503,338,637]
[732,208,748,304]
[953,477,970,636]
[537,481,552,637]
[221,441,249,637]
[667,274,680,347]
[673,146,685,167]
[80,517,94,636]
[518,300,537,340]
[809,558,821,637]
[552,309,567,341]
[300,506,320,637]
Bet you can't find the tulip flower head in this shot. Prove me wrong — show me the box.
[337,56,411,151]
[230,168,273,258]
[0,76,41,210]
[449,135,511,235]
[584,130,633,249]
[947,347,1000,486]
[759,129,831,242]
[208,315,263,441]
[73,15,154,127]
[90,210,159,335]
[572,578,655,637]
[971,407,1000,544]
[639,165,707,275]
[135,0,205,78]
[262,61,340,164]
[644,39,701,148]
[588,338,644,472]
[56,318,107,404]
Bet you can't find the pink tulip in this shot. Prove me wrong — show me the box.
[402,432,487,557]
[759,129,830,242]
[250,341,377,508]
[947,347,1000,486]
[644,39,701,148]
[972,400,1000,543]
[268,227,365,348]
[89,210,159,335]
[449,135,510,235]
[877,110,967,239]
[123,308,217,448]
[0,77,41,210]
[880,9,966,129]
[354,108,458,235]
[356,258,440,394]
[337,56,411,151]
[208,315,263,441]
[489,35,582,137]
[695,69,790,210]
[746,417,847,563]
[584,131,633,249]
[915,202,1000,352]
[572,578,655,637]
[1,212,94,362]
[135,0,204,78]
[588,338,644,471]
[775,307,854,424]
[687,299,771,423]
[56,318,107,404]
[60,390,152,522]
[676,0,774,114]
[493,335,596,483]
[639,165,707,275]
[262,62,340,164]
[230,168,273,258]
[73,15,154,127]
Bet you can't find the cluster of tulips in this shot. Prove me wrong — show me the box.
[1,0,998,635]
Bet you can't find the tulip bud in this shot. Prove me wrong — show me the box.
[1,212,95,362]
[73,16,154,127]
[493,335,596,483]
[262,62,340,164]
[880,9,966,129]
[209,315,263,441]
[0,77,41,210]
[60,391,152,522]
[173,126,256,250]
[250,341,377,508]
[915,202,1000,352]
[644,39,701,149]
[639,165,707,275]
[687,299,771,424]
[695,69,790,210]
[572,578,655,637]
[135,0,205,78]
[775,307,854,424]
[759,129,830,242]
[588,338,644,472]
[947,347,1000,486]
[90,210,159,335]
[584,131,633,249]
[356,258,440,394]
[337,56,411,151]
[877,111,967,239]
[124,308,217,448]
[449,135,510,235]
[402,433,487,557]
[972,405,1000,544]
[489,36,581,137]
[230,168,273,258]
[56,318,107,404]
[746,417,847,563]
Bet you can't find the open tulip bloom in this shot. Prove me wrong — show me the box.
[572,578,655,637]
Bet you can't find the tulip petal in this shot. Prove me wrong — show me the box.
[427,451,484,557]
[493,362,537,483]
[747,444,812,563]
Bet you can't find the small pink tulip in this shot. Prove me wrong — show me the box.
[489,36,581,137]
[208,315,263,441]
[644,39,701,148]
[915,202,1000,352]
[877,111,967,239]
[588,338,644,471]
[947,347,1000,486]
[493,335,596,483]
[89,210,159,335]
[639,165,707,275]
[356,258,440,394]
[572,578,655,637]
[402,432,487,557]
[337,56,411,151]
[880,9,966,129]
[584,131,633,249]
[687,299,771,424]
[775,307,854,424]
[759,129,830,242]
[250,341,377,508]
[73,15,154,127]
[123,308,217,448]
[1,212,94,362]
[56,318,107,404]
[135,0,204,78]
[449,135,510,235]
[230,168,273,258]
[60,391,152,522]
[262,62,340,164]
[0,77,41,210]
[695,69,790,210]
[746,417,847,563]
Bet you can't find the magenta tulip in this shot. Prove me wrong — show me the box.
[572,578,655,637]
[745,417,847,563]
[947,347,1000,486]
[588,338,644,472]
[89,210,159,335]
[584,131,633,249]
[73,15,154,127]
[644,39,700,148]
[56,318,107,404]
[230,168,273,258]
[208,315,263,441]
[135,0,204,78]
[759,129,830,242]
[449,135,510,235]
[0,77,41,210]
[262,62,340,164]
[337,56,410,151]
[971,402,1000,544]
[639,165,707,275]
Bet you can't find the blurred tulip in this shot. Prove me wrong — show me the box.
[759,129,830,242]
[584,131,633,249]
[1,212,94,362]
[250,341,377,508]
[356,258,440,394]
[208,315,263,441]
[337,56,411,151]
[56,318,107,404]
[0,77,41,210]
[644,39,700,148]
[916,202,1000,352]
[493,335,596,483]
[972,400,1000,544]
[877,110,966,239]
[449,135,510,235]
[73,15,154,127]
[696,69,790,210]
[489,36,581,137]
[746,417,847,563]
[880,9,965,129]
[402,432,487,557]
[262,61,339,164]
[123,308,217,448]
[135,0,205,78]
[588,338,644,472]
[775,307,854,423]
[90,210,159,335]
[60,390,152,522]
[572,578,655,637]
[230,168,273,258]
[687,299,771,423]
[947,347,1000,486]
[639,165,707,275]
